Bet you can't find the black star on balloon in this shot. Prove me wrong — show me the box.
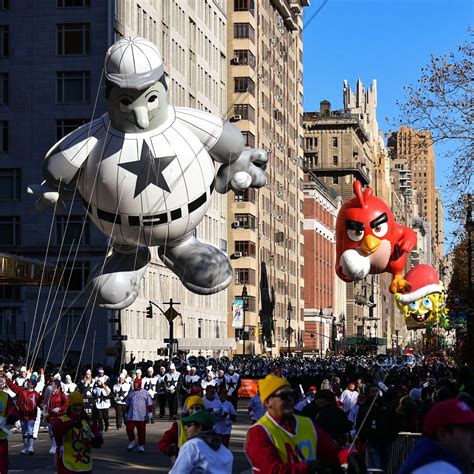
[118,141,176,198]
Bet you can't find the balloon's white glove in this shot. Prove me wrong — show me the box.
[27,181,74,213]
[216,149,268,193]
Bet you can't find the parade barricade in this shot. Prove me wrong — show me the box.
[387,432,422,474]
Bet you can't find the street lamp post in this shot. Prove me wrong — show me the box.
[319,307,323,355]
[287,300,293,357]
[242,284,248,356]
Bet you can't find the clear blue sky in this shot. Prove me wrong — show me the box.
[302,0,473,251]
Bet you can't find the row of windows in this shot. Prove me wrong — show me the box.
[0,119,88,153]
[1,23,90,57]
[0,215,89,246]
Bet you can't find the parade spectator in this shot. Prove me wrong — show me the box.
[158,395,205,464]
[0,376,18,474]
[112,374,131,430]
[215,388,237,448]
[340,382,359,413]
[93,379,111,432]
[45,379,68,455]
[6,373,42,454]
[52,391,103,474]
[248,390,266,424]
[170,410,233,474]
[294,386,317,412]
[125,378,154,453]
[395,395,421,433]
[399,399,474,474]
[245,374,357,473]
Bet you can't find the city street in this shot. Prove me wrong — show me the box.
[7,404,252,474]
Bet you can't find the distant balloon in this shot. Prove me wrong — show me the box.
[335,181,417,293]
[33,37,268,309]
[395,265,449,330]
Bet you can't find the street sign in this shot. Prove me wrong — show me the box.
[163,338,178,343]
[164,307,180,322]
[112,335,128,341]
[108,318,120,323]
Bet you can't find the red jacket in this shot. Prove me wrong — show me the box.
[45,389,68,424]
[157,420,179,456]
[245,415,342,474]
[6,378,42,421]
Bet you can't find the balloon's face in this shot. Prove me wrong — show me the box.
[107,80,169,133]
[396,291,444,328]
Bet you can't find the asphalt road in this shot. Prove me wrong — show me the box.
[7,403,253,473]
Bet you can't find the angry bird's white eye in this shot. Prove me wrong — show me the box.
[147,95,159,111]
[119,98,133,113]
[347,229,364,242]
[372,222,388,238]
[422,298,432,309]
[409,301,419,311]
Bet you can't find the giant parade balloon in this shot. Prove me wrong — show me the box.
[335,180,417,293]
[29,37,267,309]
[395,264,449,330]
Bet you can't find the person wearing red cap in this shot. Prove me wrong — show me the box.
[125,378,154,453]
[245,375,364,473]
[398,398,474,473]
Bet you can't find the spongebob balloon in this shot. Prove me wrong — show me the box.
[29,37,267,309]
[395,265,449,330]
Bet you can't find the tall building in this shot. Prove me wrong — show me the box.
[0,0,233,366]
[302,80,383,349]
[226,0,309,355]
[387,126,442,266]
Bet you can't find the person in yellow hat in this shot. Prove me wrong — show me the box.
[158,395,205,464]
[52,391,103,473]
[245,374,360,473]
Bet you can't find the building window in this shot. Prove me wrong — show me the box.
[333,156,338,165]
[234,268,256,285]
[234,77,255,96]
[63,308,86,336]
[0,121,7,152]
[234,104,255,122]
[57,24,90,55]
[56,71,90,103]
[234,188,256,203]
[332,176,339,184]
[0,25,8,57]
[0,216,20,246]
[235,240,256,257]
[56,119,88,141]
[332,137,338,147]
[234,213,257,229]
[234,23,255,42]
[57,0,90,6]
[0,0,9,9]
[232,49,256,68]
[0,73,7,105]
[56,215,89,245]
[0,169,20,200]
[242,131,255,147]
[62,262,90,291]
[234,0,254,14]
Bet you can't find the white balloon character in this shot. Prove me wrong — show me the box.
[30,37,267,309]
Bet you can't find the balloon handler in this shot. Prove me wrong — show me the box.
[52,391,103,474]
[29,36,267,309]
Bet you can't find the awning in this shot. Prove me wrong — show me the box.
[177,338,236,351]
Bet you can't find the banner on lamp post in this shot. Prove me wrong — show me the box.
[232,298,244,329]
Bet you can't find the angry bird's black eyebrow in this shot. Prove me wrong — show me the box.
[370,213,388,229]
[346,220,365,232]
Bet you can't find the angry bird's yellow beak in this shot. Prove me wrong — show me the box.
[360,235,381,255]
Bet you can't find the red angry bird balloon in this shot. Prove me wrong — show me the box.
[335,181,417,293]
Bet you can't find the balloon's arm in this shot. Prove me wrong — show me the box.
[27,181,75,212]
[208,121,244,164]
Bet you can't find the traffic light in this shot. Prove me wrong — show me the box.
[146,304,153,318]
[256,323,263,338]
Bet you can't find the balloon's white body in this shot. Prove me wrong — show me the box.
[61,106,222,247]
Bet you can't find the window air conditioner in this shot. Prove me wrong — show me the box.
[230,115,242,122]
[230,56,239,65]
[280,266,287,271]
[233,251,243,258]
[231,221,240,228]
